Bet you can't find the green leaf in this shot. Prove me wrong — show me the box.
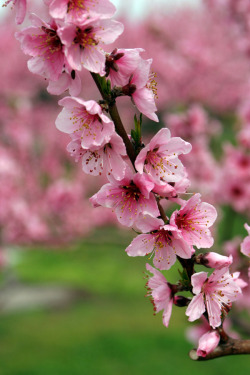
[178,268,190,288]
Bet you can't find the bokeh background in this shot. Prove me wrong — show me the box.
[1,0,250,374]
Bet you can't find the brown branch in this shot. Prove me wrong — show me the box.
[91,72,136,164]
[156,199,168,223]
[177,256,195,281]
[108,102,136,164]
[189,338,250,361]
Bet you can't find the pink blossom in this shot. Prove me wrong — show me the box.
[105,48,144,87]
[67,133,127,180]
[196,330,220,358]
[217,170,250,213]
[3,0,26,24]
[47,0,116,23]
[58,17,124,75]
[223,145,250,178]
[56,96,114,149]
[126,214,193,270]
[135,128,192,185]
[186,267,242,328]
[90,169,159,227]
[123,58,158,122]
[16,14,65,81]
[241,223,250,257]
[145,263,174,327]
[170,193,217,249]
[166,105,209,139]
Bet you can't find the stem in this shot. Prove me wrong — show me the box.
[177,256,195,281]
[157,199,168,223]
[92,71,196,283]
[108,102,136,164]
[189,339,250,361]
[91,72,136,163]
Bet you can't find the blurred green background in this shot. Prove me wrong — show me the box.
[0,226,249,375]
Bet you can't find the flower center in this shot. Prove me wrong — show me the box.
[73,26,98,49]
[175,212,199,233]
[122,182,141,201]
[70,108,102,140]
[41,26,62,54]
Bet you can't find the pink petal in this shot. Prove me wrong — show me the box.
[69,71,82,96]
[134,145,149,174]
[191,272,208,295]
[81,47,106,75]
[15,0,26,24]
[49,0,68,19]
[241,236,250,257]
[66,44,82,71]
[172,237,193,259]
[136,214,164,233]
[186,293,206,322]
[158,135,192,155]
[153,244,177,270]
[47,73,70,95]
[132,58,152,88]
[96,19,124,44]
[106,154,126,180]
[149,128,171,150]
[82,150,103,176]
[133,87,159,122]
[205,295,221,328]
[244,223,250,236]
[163,298,173,327]
[146,263,167,287]
[126,234,155,256]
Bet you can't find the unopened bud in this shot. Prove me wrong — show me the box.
[173,295,190,307]
[195,252,233,269]
[122,83,137,96]
[196,330,220,358]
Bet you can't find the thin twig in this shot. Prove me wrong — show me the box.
[91,72,136,163]
[189,339,250,361]
[156,199,169,223]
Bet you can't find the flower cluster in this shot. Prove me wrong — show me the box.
[5,0,250,360]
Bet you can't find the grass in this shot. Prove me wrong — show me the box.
[0,226,249,375]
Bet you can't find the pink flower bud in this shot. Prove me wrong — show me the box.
[173,295,190,307]
[197,330,220,358]
[198,252,233,269]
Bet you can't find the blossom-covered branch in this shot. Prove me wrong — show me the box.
[3,0,250,362]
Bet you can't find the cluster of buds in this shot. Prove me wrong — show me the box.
[5,0,250,360]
